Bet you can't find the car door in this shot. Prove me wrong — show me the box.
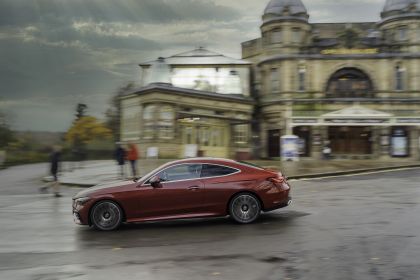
[200,164,242,213]
[136,164,205,219]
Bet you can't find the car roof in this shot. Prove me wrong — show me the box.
[168,158,238,165]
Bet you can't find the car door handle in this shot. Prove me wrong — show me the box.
[188,186,201,191]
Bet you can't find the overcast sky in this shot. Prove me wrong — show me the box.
[0,0,385,132]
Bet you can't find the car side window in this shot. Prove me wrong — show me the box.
[156,164,202,182]
[201,164,238,178]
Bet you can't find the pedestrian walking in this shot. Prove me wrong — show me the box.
[40,146,62,197]
[127,143,139,178]
[115,143,126,179]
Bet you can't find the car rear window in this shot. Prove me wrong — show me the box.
[201,164,238,178]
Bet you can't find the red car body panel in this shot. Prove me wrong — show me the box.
[72,158,291,226]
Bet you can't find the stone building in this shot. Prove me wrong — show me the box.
[120,48,254,159]
[242,0,420,160]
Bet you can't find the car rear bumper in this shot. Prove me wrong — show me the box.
[264,196,292,212]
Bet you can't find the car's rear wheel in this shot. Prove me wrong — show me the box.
[90,200,123,231]
[229,193,261,224]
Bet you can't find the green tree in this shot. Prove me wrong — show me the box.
[65,116,112,146]
[105,82,135,141]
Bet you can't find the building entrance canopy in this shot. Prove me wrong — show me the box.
[292,105,420,126]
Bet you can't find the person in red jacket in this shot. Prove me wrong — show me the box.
[127,143,139,178]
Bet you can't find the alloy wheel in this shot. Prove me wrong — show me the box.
[230,194,261,224]
[91,201,122,231]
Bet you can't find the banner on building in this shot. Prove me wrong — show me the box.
[281,135,300,162]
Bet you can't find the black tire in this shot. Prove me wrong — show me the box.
[90,200,123,231]
[229,193,261,224]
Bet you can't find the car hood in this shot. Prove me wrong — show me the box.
[73,180,134,199]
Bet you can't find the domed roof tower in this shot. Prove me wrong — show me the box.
[381,0,420,22]
[263,0,309,25]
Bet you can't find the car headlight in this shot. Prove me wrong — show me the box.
[74,197,91,206]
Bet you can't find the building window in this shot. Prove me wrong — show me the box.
[198,127,210,146]
[383,29,391,43]
[396,27,408,41]
[158,106,174,139]
[298,65,306,92]
[292,28,301,43]
[143,105,156,139]
[211,128,224,147]
[271,29,282,44]
[233,124,249,144]
[185,126,193,144]
[270,68,280,92]
[395,66,405,91]
[326,68,373,98]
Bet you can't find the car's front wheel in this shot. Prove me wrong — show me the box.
[229,193,261,224]
[90,200,123,231]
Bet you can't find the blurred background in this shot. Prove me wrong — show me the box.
[0,0,419,167]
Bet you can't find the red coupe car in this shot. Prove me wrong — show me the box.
[72,158,291,231]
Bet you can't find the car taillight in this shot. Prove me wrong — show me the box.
[268,177,284,184]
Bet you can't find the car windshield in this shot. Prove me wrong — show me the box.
[138,162,175,183]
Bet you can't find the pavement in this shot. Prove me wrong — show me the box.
[52,159,420,187]
[1,163,420,279]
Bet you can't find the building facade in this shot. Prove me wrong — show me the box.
[121,0,420,160]
[120,48,254,159]
[242,0,420,160]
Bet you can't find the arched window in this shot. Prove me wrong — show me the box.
[326,68,373,98]
[143,105,156,139]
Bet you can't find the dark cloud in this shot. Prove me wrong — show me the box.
[0,0,240,27]
[0,0,389,131]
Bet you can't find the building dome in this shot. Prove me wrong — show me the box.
[263,0,309,23]
[381,0,420,20]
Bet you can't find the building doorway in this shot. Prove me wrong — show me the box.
[329,126,372,155]
[267,129,281,158]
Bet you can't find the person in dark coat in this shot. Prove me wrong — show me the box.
[40,146,62,197]
[115,143,126,179]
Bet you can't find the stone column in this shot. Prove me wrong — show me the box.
[379,127,392,160]
[311,126,324,160]
[371,127,381,159]
[260,120,268,159]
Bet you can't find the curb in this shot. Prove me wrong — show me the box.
[287,164,420,180]
[51,164,420,187]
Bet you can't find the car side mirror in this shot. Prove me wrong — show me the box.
[150,176,163,188]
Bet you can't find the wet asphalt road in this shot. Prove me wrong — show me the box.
[1,164,420,280]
